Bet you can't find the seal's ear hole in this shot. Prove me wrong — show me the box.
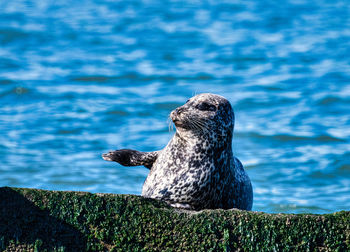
[196,102,216,112]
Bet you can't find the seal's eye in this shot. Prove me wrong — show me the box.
[196,102,216,111]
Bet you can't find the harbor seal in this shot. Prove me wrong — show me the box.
[102,93,253,210]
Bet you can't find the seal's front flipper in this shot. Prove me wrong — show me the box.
[102,149,130,163]
[102,149,158,169]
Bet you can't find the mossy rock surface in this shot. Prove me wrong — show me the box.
[0,187,349,251]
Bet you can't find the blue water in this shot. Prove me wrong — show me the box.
[1,0,349,214]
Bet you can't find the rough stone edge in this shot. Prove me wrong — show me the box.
[0,187,349,251]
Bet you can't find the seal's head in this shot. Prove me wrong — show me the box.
[170,93,234,140]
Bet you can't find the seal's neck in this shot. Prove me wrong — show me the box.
[174,128,233,151]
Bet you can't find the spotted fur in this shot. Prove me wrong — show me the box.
[102,93,253,210]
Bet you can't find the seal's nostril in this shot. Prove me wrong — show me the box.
[176,107,184,114]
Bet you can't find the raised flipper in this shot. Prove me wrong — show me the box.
[102,149,159,169]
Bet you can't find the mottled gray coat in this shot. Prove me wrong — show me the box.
[103,93,253,210]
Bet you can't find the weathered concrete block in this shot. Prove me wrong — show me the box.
[0,187,349,251]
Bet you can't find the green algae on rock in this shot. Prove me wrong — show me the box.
[0,187,349,251]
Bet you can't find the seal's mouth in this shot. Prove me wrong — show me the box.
[172,119,184,128]
[170,110,185,128]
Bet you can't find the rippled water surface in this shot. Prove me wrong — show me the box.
[1,0,349,214]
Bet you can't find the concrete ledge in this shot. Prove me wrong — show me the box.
[0,187,349,251]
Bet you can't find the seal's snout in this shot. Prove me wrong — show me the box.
[175,107,184,114]
[170,107,185,127]
[170,110,179,124]
[102,152,114,161]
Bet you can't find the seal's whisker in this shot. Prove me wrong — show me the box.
[187,119,197,129]
[192,120,209,135]
[198,119,210,132]
[167,116,174,132]
[191,118,210,134]
[194,119,206,128]
[192,120,203,130]
[189,119,201,131]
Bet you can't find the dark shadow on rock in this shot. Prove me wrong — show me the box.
[0,187,87,251]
